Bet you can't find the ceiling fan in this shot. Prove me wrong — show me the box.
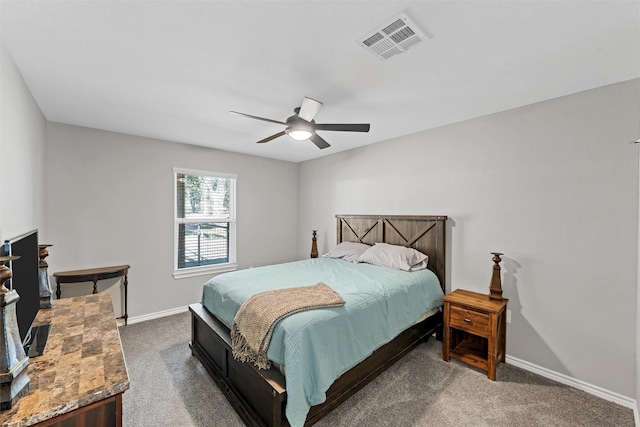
[229,97,370,149]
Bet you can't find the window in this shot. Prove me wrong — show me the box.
[173,168,237,279]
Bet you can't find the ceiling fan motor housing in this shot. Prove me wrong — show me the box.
[285,110,315,139]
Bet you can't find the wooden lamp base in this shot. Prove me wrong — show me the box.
[489,252,504,301]
[310,230,318,258]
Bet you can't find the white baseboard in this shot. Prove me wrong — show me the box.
[124,305,189,325]
[506,354,637,413]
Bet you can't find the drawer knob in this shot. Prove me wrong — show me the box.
[464,318,471,323]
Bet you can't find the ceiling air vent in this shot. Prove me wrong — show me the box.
[358,13,427,61]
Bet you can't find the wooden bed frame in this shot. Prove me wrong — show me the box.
[189,214,447,427]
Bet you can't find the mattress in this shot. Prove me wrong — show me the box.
[201,257,444,427]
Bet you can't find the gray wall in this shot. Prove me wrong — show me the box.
[3,32,639,406]
[45,123,299,318]
[297,79,640,399]
[0,41,46,242]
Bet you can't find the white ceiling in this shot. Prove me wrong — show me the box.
[1,1,639,163]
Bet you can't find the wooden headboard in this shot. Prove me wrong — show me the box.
[336,214,447,292]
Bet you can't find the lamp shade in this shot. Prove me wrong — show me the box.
[288,130,312,141]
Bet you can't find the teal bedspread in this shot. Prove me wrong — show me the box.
[201,257,443,427]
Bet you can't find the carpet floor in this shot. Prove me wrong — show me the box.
[119,312,635,427]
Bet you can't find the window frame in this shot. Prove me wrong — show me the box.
[172,167,237,279]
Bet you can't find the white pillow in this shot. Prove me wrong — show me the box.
[323,241,371,263]
[357,242,428,272]
[408,260,428,272]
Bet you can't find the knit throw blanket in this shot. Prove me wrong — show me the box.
[231,283,345,370]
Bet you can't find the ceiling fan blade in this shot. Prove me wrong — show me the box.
[257,130,286,144]
[310,134,331,149]
[298,97,323,122]
[315,123,370,132]
[229,111,286,126]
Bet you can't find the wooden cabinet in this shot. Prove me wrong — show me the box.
[442,289,507,380]
[34,395,121,427]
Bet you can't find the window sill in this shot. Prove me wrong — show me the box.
[173,263,237,279]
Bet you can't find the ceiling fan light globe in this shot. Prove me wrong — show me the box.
[288,130,313,141]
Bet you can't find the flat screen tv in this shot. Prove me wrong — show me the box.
[2,229,50,357]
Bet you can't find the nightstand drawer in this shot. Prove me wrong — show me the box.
[449,306,490,334]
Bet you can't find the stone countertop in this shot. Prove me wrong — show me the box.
[0,293,130,426]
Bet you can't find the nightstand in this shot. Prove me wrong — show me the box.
[442,289,508,380]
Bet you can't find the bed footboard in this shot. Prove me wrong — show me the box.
[190,303,286,426]
[189,302,442,427]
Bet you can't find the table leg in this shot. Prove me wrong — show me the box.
[92,277,98,294]
[123,273,128,326]
[487,315,498,381]
[442,303,450,361]
[500,311,507,363]
[56,281,61,299]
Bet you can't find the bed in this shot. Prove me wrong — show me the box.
[189,214,447,427]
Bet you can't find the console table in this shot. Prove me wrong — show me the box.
[0,293,130,427]
[53,265,129,325]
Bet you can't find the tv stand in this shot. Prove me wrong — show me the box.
[0,293,129,427]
